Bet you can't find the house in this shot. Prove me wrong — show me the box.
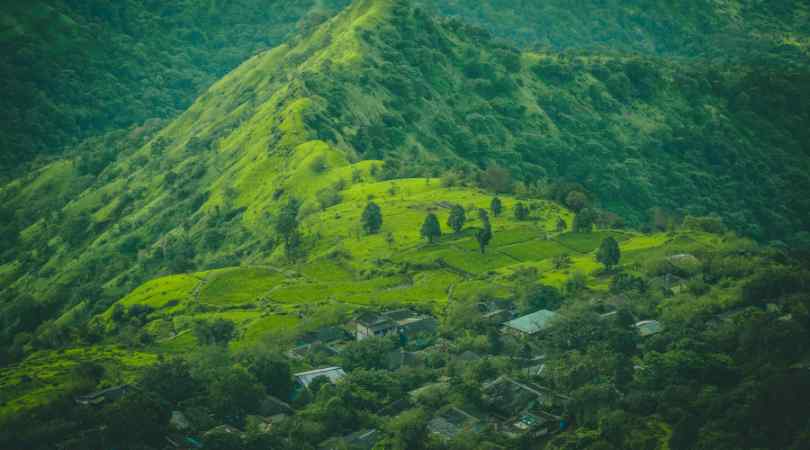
[502,310,560,337]
[635,320,663,337]
[428,407,484,441]
[355,310,438,341]
[397,315,439,338]
[355,312,398,340]
[319,429,381,450]
[170,410,191,431]
[74,385,131,406]
[294,367,347,389]
[482,376,567,436]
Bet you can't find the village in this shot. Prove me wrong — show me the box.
[73,298,664,449]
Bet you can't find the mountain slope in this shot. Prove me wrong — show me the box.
[4,0,809,175]
[2,0,810,358]
[419,0,810,58]
[0,0,351,173]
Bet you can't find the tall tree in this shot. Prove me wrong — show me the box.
[361,201,383,234]
[276,198,301,259]
[476,209,493,254]
[490,197,503,217]
[556,217,567,232]
[420,213,441,244]
[596,236,621,270]
[447,204,466,233]
[514,202,529,221]
[573,208,595,232]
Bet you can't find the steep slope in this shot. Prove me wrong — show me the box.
[4,0,809,175]
[0,0,350,173]
[2,0,810,359]
[419,0,810,59]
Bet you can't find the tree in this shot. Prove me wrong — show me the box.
[556,217,567,232]
[247,352,293,400]
[476,209,493,254]
[209,367,266,423]
[103,391,170,447]
[565,191,589,212]
[384,408,429,450]
[361,201,382,234]
[514,202,529,220]
[276,199,301,259]
[193,319,236,346]
[420,213,441,243]
[596,236,621,270]
[140,358,201,405]
[480,165,512,193]
[573,208,596,232]
[447,204,466,234]
[490,197,502,217]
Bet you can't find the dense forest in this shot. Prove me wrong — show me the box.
[1,0,809,449]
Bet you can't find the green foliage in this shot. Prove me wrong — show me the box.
[420,213,441,243]
[192,319,236,346]
[513,202,529,221]
[573,209,596,232]
[361,201,383,234]
[475,209,493,254]
[490,196,502,217]
[596,236,621,270]
[447,204,466,233]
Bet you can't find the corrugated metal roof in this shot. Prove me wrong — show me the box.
[504,310,559,334]
[294,367,346,387]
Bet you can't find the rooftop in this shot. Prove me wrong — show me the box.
[635,320,663,336]
[503,310,560,334]
[294,367,346,388]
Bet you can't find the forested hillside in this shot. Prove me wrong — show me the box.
[0,0,349,172]
[421,0,810,58]
[2,0,810,344]
[2,1,810,449]
[5,0,809,175]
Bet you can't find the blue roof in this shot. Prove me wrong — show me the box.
[504,310,559,334]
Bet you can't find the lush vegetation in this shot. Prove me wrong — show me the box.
[0,0,352,173]
[1,0,809,448]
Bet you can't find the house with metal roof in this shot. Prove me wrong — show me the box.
[293,367,346,389]
[635,320,663,337]
[502,310,560,336]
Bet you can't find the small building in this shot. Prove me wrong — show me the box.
[170,410,191,431]
[428,407,484,441]
[74,385,131,406]
[355,312,398,340]
[319,429,381,450]
[502,310,560,337]
[355,310,438,341]
[294,367,347,390]
[483,376,567,437]
[635,320,663,337]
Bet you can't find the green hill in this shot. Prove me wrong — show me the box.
[0,0,350,172]
[4,0,809,174]
[2,0,810,349]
